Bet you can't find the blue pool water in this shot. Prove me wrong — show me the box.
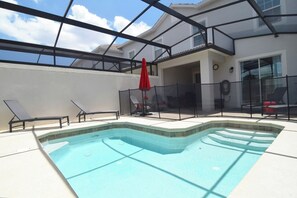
[43,128,277,198]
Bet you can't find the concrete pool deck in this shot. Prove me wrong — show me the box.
[0,116,296,197]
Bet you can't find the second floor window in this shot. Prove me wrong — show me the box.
[128,50,135,59]
[154,38,163,59]
[256,0,281,26]
[192,21,206,48]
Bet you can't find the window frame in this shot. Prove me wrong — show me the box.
[128,49,135,59]
[256,0,282,27]
[239,53,283,103]
[191,20,206,49]
[153,37,163,59]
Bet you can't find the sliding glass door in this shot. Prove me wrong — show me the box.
[240,55,282,104]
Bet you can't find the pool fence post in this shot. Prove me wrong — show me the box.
[154,86,161,119]
[249,78,252,118]
[286,75,290,120]
[193,83,197,118]
[177,83,181,120]
[119,91,122,116]
[128,89,132,115]
[220,81,223,117]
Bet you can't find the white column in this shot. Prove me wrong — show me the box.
[200,51,215,111]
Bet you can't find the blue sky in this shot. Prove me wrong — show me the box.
[0,0,201,51]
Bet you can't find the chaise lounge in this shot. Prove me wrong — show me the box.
[4,100,69,132]
[71,100,119,122]
[130,95,151,115]
[262,87,287,115]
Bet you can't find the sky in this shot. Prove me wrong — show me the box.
[0,0,201,52]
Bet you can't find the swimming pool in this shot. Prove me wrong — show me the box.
[43,127,277,198]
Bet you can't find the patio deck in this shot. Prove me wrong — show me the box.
[0,116,297,197]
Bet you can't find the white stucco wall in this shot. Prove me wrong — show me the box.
[0,63,161,130]
[157,34,297,109]
[209,34,297,108]
[213,34,297,84]
[163,66,193,85]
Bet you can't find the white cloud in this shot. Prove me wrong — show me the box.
[68,5,111,29]
[0,5,60,45]
[0,4,114,51]
[113,16,151,36]
[0,2,151,52]
[1,0,18,4]
[58,5,114,51]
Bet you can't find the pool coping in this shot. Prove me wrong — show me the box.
[38,120,283,142]
[1,116,297,197]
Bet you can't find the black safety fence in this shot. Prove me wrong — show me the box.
[119,75,297,121]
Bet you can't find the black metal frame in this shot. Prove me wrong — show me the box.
[0,0,296,72]
[8,116,69,132]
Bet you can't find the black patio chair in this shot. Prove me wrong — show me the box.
[130,95,151,115]
[151,94,167,111]
[262,87,287,115]
[4,100,69,132]
[241,87,287,113]
[267,87,287,103]
[71,100,119,122]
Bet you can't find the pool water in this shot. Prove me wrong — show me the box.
[44,128,277,198]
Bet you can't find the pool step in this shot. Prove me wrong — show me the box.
[208,134,273,151]
[221,128,277,137]
[214,131,275,143]
[43,141,69,154]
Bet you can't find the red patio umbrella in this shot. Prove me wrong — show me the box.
[139,58,151,91]
[139,58,151,115]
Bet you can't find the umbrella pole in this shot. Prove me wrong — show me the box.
[144,90,147,115]
[141,90,145,116]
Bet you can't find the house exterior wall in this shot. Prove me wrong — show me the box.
[163,66,193,85]
[119,0,256,61]
[0,63,161,130]
[119,0,295,66]
[215,34,297,84]
[73,0,296,84]
[112,0,297,112]
[207,34,297,108]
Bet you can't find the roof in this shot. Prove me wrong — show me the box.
[119,1,214,48]
[93,44,123,54]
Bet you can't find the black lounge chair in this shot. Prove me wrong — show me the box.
[151,94,167,111]
[241,87,288,113]
[130,95,151,115]
[262,87,288,115]
[266,87,287,103]
[4,100,69,132]
[71,100,119,122]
